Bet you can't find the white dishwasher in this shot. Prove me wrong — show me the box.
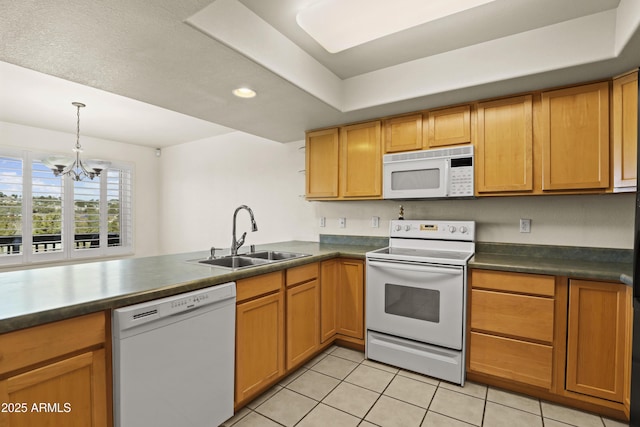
[113,282,236,427]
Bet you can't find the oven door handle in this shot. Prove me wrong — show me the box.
[367,259,463,275]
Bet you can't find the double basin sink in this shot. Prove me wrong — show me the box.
[191,250,310,270]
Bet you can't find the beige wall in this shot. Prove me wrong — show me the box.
[0,121,162,258]
[311,195,635,249]
[158,132,315,254]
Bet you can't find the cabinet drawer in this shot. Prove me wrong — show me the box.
[286,263,318,287]
[237,271,284,303]
[0,312,106,376]
[471,269,555,296]
[469,332,552,389]
[471,290,554,343]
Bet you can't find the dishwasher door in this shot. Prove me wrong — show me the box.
[113,282,236,427]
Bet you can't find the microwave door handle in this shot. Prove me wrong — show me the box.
[368,259,463,275]
[444,159,450,196]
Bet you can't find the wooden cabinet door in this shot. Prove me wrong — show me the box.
[306,128,339,198]
[0,350,107,427]
[612,71,638,191]
[235,291,284,404]
[336,259,364,339]
[286,280,320,370]
[340,121,382,198]
[476,95,533,193]
[320,259,339,343]
[541,82,610,190]
[566,280,630,402]
[426,105,471,148]
[383,114,423,153]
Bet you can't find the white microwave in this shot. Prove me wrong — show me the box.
[383,146,474,199]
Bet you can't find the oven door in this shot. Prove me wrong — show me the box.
[383,157,448,199]
[366,258,464,349]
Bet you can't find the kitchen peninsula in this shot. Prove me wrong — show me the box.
[0,237,633,425]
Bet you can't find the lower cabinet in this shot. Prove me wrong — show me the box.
[285,263,320,370]
[467,269,633,421]
[320,259,365,343]
[235,272,285,406]
[0,312,109,427]
[234,259,365,410]
[468,270,556,389]
[320,259,339,342]
[566,279,631,403]
[337,259,365,339]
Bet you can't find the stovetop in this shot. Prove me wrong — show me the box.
[366,220,476,265]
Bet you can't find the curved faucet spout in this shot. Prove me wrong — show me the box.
[231,205,258,255]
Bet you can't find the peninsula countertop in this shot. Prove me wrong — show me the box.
[0,241,377,334]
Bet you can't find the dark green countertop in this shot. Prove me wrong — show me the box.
[469,242,633,283]
[0,239,632,335]
[0,241,378,334]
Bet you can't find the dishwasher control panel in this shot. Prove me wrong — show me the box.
[171,291,212,309]
[115,282,236,332]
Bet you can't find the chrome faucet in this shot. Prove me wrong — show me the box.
[231,205,258,255]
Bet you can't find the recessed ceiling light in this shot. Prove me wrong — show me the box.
[297,0,497,53]
[232,87,257,98]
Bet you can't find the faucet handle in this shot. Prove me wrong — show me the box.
[236,232,246,250]
[250,244,256,253]
[209,246,217,259]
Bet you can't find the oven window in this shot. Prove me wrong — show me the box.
[391,168,440,190]
[385,284,440,323]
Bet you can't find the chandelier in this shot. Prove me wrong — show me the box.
[43,102,110,181]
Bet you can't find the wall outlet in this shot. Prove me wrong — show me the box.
[371,216,380,228]
[319,217,326,227]
[519,218,531,233]
[338,217,346,228]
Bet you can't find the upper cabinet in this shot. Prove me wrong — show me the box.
[475,95,533,194]
[340,121,382,198]
[306,121,382,200]
[612,71,638,192]
[540,82,610,191]
[306,128,339,198]
[306,72,637,201]
[383,114,423,153]
[426,105,471,148]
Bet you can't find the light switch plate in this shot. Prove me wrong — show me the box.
[371,216,380,228]
[519,218,531,233]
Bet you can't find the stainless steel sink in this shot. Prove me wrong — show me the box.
[243,250,310,261]
[196,256,269,269]
[188,251,310,270]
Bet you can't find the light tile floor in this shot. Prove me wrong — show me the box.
[221,346,629,427]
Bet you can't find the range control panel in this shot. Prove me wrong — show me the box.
[389,220,475,241]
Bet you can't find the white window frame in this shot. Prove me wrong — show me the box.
[0,148,134,267]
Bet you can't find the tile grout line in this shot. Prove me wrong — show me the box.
[226,347,630,427]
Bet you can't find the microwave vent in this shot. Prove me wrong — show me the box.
[384,146,473,163]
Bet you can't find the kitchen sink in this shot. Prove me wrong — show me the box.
[188,251,310,270]
[196,256,270,269]
[243,250,310,261]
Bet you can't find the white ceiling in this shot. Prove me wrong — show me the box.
[0,0,638,146]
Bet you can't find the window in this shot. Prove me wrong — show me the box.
[0,149,133,266]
